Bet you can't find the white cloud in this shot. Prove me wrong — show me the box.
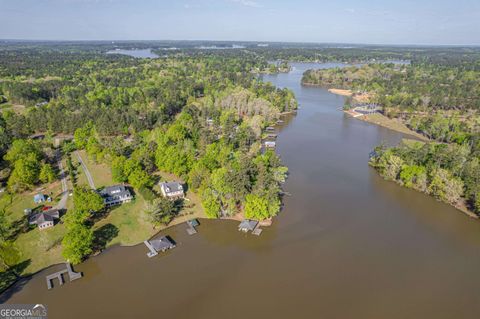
[231,0,263,8]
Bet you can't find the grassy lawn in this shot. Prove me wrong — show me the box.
[0,181,64,224]
[92,184,206,248]
[93,194,150,246]
[0,181,67,290]
[77,150,114,188]
[14,224,66,274]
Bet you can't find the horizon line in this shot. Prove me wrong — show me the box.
[1,38,480,48]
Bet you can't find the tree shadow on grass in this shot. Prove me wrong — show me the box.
[92,224,119,253]
[0,259,32,302]
[6,219,31,241]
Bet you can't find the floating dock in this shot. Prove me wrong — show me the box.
[46,263,82,290]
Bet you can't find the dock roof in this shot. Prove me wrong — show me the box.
[238,219,258,231]
[150,236,175,251]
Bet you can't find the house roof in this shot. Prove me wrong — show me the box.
[100,185,131,198]
[29,209,60,225]
[238,219,258,231]
[160,182,183,194]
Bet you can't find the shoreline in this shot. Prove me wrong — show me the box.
[326,88,477,220]
[323,87,428,141]
[347,112,429,141]
[0,214,273,296]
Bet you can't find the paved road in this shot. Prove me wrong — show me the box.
[75,151,96,189]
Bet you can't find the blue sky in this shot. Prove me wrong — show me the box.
[0,0,479,44]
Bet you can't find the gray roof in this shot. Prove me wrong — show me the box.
[238,219,258,231]
[150,236,175,251]
[29,210,60,225]
[187,219,200,227]
[160,182,183,194]
[100,185,131,198]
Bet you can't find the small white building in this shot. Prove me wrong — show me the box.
[264,141,276,148]
[159,181,184,200]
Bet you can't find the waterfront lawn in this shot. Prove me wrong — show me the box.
[14,223,66,274]
[92,180,206,248]
[93,194,150,247]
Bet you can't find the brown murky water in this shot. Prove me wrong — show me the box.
[4,63,480,319]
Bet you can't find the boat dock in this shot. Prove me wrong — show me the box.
[186,219,200,235]
[46,263,82,290]
[238,219,263,236]
[144,236,176,258]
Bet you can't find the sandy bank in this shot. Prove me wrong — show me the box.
[328,88,353,96]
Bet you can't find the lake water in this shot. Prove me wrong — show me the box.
[4,62,480,319]
[106,48,159,58]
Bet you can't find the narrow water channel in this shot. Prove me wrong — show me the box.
[4,62,480,319]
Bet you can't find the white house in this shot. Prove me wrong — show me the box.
[99,185,133,207]
[159,181,184,200]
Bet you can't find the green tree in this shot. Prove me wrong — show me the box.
[39,163,57,184]
[73,186,105,213]
[73,122,94,149]
[146,197,178,226]
[4,139,41,163]
[61,223,94,264]
[201,189,221,218]
[244,194,271,220]
[111,156,128,183]
[62,209,90,226]
[400,165,427,191]
[428,168,464,204]
[7,154,41,191]
[128,168,153,189]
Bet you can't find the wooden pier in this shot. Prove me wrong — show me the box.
[144,240,158,258]
[46,263,82,290]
